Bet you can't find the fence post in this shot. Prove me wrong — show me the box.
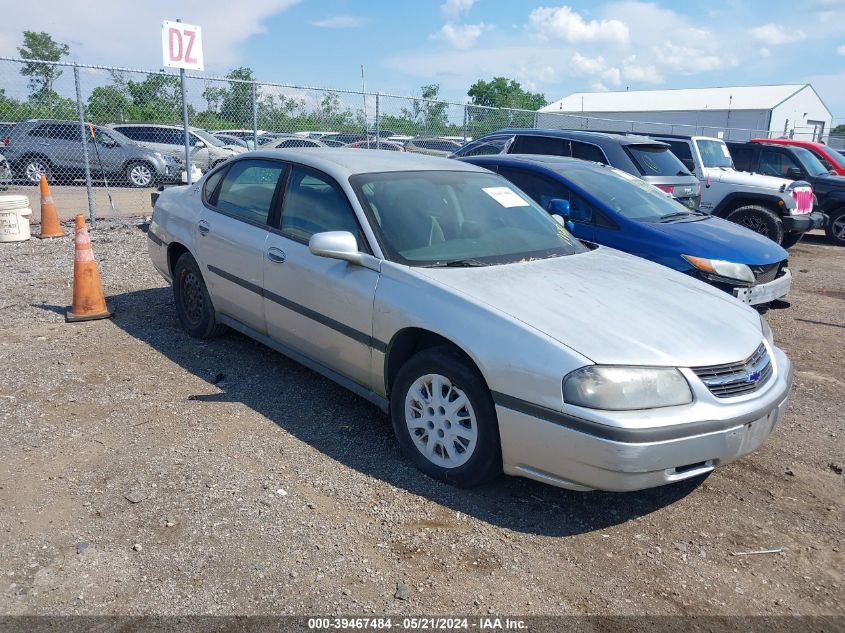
[462,105,468,143]
[73,64,96,226]
[375,93,380,149]
[252,81,258,148]
[176,19,192,185]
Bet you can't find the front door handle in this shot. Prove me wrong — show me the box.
[197,220,210,236]
[267,247,286,263]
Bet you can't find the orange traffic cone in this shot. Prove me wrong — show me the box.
[36,174,65,239]
[67,214,112,323]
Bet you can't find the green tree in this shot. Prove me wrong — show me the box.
[87,86,130,123]
[467,77,546,110]
[17,31,70,104]
[220,67,255,127]
[832,124,845,136]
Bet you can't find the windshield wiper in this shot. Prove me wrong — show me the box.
[658,212,693,223]
[424,258,488,268]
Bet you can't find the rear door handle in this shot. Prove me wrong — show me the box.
[267,247,286,263]
[197,220,210,236]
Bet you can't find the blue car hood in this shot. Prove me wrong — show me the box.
[643,216,787,265]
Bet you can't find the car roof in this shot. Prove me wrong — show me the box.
[463,153,607,174]
[485,127,663,146]
[750,137,826,149]
[247,148,486,177]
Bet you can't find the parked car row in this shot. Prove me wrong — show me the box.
[0,119,467,187]
[147,148,795,493]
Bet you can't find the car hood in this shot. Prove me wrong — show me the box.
[708,168,793,189]
[413,247,763,367]
[812,173,845,188]
[641,216,788,265]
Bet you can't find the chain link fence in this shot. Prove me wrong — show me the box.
[0,56,839,223]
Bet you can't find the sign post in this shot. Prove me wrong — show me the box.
[161,19,204,184]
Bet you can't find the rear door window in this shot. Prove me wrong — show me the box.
[625,144,690,177]
[213,159,285,226]
[570,141,606,163]
[510,135,570,156]
[728,146,753,171]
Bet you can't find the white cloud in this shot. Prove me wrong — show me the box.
[0,0,301,72]
[310,15,366,29]
[622,63,663,84]
[432,23,490,49]
[749,23,807,45]
[528,5,629,45]
[760,47,771,57]
[591,82,609,92]
[838,44,845,55]
[440,0,475,18]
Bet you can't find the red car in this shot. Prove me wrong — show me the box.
[750,138,845,176]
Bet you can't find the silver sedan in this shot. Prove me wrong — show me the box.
[147,149,793,492]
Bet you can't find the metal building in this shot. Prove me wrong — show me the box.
[537,84,832,142]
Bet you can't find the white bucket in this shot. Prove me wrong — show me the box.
[0,195,33,243]
[181,165,203,183]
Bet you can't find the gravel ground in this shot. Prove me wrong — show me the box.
[0,223,842,617]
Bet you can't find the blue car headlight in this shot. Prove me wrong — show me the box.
[682,255,756,284]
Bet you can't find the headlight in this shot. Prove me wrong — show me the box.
[563,366,692,411]
[760,315,773,346]
[682,255,755,284]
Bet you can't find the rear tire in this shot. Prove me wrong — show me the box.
[825,207,845,247]
[726,204,784,244]
[780,231,804,249]
[173,253,227,338]
[390,346,501,487]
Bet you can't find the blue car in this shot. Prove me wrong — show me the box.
[459,154,790,308]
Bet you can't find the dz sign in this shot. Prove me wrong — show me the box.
[161,20,204,71]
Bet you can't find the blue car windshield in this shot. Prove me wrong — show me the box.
[564,166,694,222]
[351,170,587,266]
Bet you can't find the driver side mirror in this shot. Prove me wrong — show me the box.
[681,158,696,172]
[786,167,802,179]
[309,231,364,265]
[194,140,206,149]
[548,198,575,231]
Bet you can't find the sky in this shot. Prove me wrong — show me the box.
[1,0,844,122]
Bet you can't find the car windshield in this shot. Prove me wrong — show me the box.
[822,147,845,169]
[696,139,734,168]
[626,144,692,176]
[351,170,587,266]
[791,147,829,177]
[566,166,698,222]
[192,129,225,147]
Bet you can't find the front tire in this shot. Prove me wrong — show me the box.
[390,346,501,487]
[173,253,227,338]
[126,161,155,188]
[22,156,52,184]
[825,207,845,246]
[726,204,784,244]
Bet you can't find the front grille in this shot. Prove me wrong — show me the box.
[751,261,784,285]
[692,343,773,398]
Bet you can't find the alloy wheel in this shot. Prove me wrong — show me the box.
[25,161,47,183]
[404,373,478,468]
[129,163,153,187]
[833,215,845,241]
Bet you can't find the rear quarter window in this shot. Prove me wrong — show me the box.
[625,144,690,177]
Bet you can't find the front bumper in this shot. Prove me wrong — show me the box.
[733,268,791,305]
[783,211,827,233]
[496,346,793,492]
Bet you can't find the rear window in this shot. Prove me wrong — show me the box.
[625,144,691,177]
[510,135,570,156]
